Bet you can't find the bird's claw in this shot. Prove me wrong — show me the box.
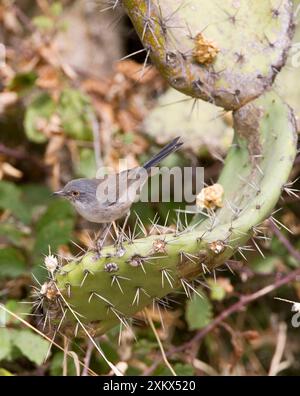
[114,231,126,257]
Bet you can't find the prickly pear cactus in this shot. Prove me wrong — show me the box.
[44,94,297,335]
[42,1,298,336]
[143,88,233,155]
[277,8,300,122]
[123,0,294,109]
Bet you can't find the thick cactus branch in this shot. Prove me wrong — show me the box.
[123,0,294,109]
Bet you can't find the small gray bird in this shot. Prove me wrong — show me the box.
[53,137,182,252]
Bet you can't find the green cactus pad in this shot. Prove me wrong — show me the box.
[123,0,294,109]
[45,91,297,335]
[277,9,300,122]
[143,88,233,155]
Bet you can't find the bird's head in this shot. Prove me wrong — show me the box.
[53,179,98,207]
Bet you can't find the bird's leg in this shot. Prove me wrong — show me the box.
[115,211,131,257]
[94,223,112,259]
[112,221,119,238]
[122,211,131,234]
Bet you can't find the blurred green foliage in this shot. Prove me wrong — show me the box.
[186,291,213,330]
[0,181,75,279]
[24,89,95,143]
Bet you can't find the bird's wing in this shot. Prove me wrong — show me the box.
[94,167,148,207]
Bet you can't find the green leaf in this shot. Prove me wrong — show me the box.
[250,256,279,274]
[207,279,226,301]
[32,16,54,30]
[8,72,37,93]
[21,184,51,209]
[49,352,77,376]
[34,219,74,258]
[0,181,30,223]
[0,247,26,278]
[36,199,74,232]
[0,329,13,361]
[5,300,31,326]
[13,330,49,366]
[270,235,288,256]
[120,132,135,145]
[24,93,55,143]
[20,184,51,224]
[173,363,195,376]
[58,89,93,140]
[186,291,213,330]
[50,2,63,17]
[154,363,194,376]
[0,223,24,246]
[33,200,75,259]
[134,338,159,356]
[75,148,97,178]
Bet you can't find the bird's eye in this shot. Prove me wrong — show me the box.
[71,191,80,197]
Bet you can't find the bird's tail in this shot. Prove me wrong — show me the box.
[143,137,183,170]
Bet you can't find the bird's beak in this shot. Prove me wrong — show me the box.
[52,190,66,197]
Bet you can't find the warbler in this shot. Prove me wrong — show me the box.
[53,137,182,252]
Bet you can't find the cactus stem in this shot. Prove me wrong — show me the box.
[123,0,294,108]
[137,5,160,46]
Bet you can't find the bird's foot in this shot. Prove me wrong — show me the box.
[114,232,126,258]
[113,211,130,257]
[92,224,112,261]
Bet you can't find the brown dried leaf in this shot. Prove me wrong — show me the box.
[0,92,18,114]
[36,65,61,90]
[0,162,23,179]
[115,60,157,83]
